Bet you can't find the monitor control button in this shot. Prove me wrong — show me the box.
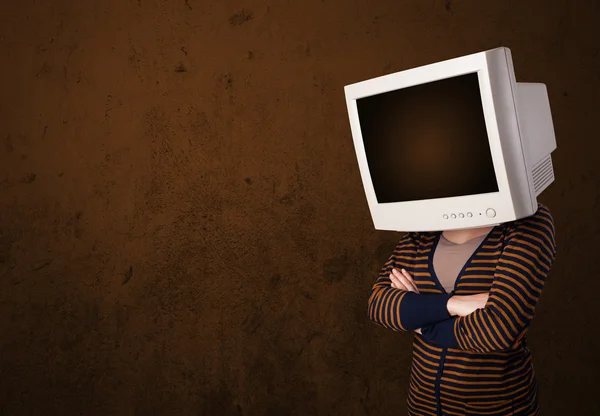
[451,214,457,219]
[459,213,465,218]
[467,212,473,218]
[443,214,449,219]
[486,208,497,218]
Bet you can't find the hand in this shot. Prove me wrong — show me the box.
[390,268,420,293]
[447,293,489,317]
[389,269,421,335]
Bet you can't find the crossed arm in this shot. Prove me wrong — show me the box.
[368,205,556,352]
[389,268,489,334]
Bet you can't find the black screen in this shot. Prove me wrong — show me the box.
[356,72,499,203]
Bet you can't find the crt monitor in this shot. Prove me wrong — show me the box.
[344,47,557,232]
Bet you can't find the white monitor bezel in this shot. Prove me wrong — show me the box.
[344,48,532,232]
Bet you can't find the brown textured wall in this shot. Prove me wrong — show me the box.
[1,0,599,415]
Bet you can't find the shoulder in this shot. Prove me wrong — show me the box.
[508,203,555,234]
[397,231,419,246]
[503,202,556,255]
[399,231,439,250]
[395,231,433,246]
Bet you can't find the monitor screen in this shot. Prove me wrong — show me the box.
[356,72,499,203]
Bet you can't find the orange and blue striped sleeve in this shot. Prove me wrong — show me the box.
[368,232,453,332]
[421,204,557,351]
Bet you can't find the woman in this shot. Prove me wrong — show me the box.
[368,203,556,415]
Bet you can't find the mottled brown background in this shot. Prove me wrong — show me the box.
[1,0,598,415]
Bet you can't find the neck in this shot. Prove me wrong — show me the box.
[442,226,495,245]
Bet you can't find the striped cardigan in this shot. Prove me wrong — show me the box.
[368,203,556,415]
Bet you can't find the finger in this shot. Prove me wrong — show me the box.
[402,268,415,284]
[389,273,404,290]
[396,272,416,293]
[390,270,409,291]
[396,269,418,293]
[391,270,409,291]
[393,269,415,292]
[401,269,420,293]
[476,293,490,308]
[388,272,397,288]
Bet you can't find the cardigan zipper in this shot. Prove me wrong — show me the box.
[435,347,448,415]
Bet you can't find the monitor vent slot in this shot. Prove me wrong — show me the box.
[532,155,554,196]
